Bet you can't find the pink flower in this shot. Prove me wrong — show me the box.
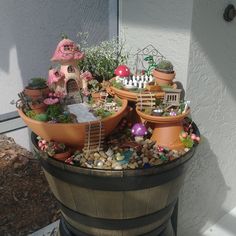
[44,97,59,105]
[81,71,93,81]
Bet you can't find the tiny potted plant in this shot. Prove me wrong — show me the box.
[24,77,50,99]
[38,137,71,161]
[152,60,175,85]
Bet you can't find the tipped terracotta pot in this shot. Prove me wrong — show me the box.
[152,69,175,85]
[53,150,71,161]
[18,99,128,149]
[29,103,47,114]
[24,86,50,99]
[110,86,165,102]
[136,108,190,150]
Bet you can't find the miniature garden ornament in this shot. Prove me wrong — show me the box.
[131,123,148,142]
[152,60,175,85]
[144,55,157,76]
[114,65,131,83]
[24,77,49,100]
[50,38,85,95]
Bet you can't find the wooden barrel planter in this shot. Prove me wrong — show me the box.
[32,131,198,236]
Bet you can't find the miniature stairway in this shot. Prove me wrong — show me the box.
[83,122,105,154]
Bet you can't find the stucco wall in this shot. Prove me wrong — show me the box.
[179,0,236,235]
[121,0,236,235]
[0,0,110,115]
[120,0,193,89]
[0,0,112,148]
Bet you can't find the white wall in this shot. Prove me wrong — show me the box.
[0,0,114,149]
[0,0,110,115]
[121,0,236,235]
[179,0,236,235]
[120,0,194,89]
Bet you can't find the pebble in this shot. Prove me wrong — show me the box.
[105,148,114,157]
[96,161,104,168]
[94,153,100,158]
[69,138,193,170]
[115,153,125,161]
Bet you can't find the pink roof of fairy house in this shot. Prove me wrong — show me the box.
[51,38,85,63]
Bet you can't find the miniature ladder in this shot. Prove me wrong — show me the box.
[83,121,105,155]
[136,93,156,111]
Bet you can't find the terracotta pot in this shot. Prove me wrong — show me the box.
[24,86,50,99]
[136,108,190,150]
[29,103,47,114]
[152,69,175,85]
[110,86,165,102]
[18,99,128,149]
[53,150,71,161]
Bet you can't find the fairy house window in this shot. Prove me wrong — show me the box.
[163,88,182,106]
[67,65,75,73]
[66,79,79,94]
[64,44,73,51]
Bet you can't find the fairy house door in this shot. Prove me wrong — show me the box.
[65,79,82,104]
[66,79,79,94]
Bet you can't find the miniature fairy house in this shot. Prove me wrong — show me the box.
[50,38,84,95]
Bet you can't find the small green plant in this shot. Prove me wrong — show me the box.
[111,80,123,89]
[95,108,113,118]
[57,113,73,123]
[78,34,129,81]
[46,104,63,120]
[34,113,48,122]
[28,78,47,89]
[25,110,37,119]
[155,60,174,73]
[114,97,122,107]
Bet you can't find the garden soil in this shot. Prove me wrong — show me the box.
[0,135,59,236]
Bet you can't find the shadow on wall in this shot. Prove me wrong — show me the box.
[180,0,236,235]
[178,137,229,236]
[0,0,109,147]
[0,0,109,80]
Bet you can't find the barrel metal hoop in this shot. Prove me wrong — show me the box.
[58,199,177,230]
[40,157,189,191]
[60,216,170,236]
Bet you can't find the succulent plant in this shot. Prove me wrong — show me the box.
[28,78,47,89]
[155,60,174,73]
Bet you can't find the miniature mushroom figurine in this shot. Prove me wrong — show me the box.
[114,65,131,83]
[131,123,148,143]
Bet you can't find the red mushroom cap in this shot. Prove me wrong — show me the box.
[114,65,130,77]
